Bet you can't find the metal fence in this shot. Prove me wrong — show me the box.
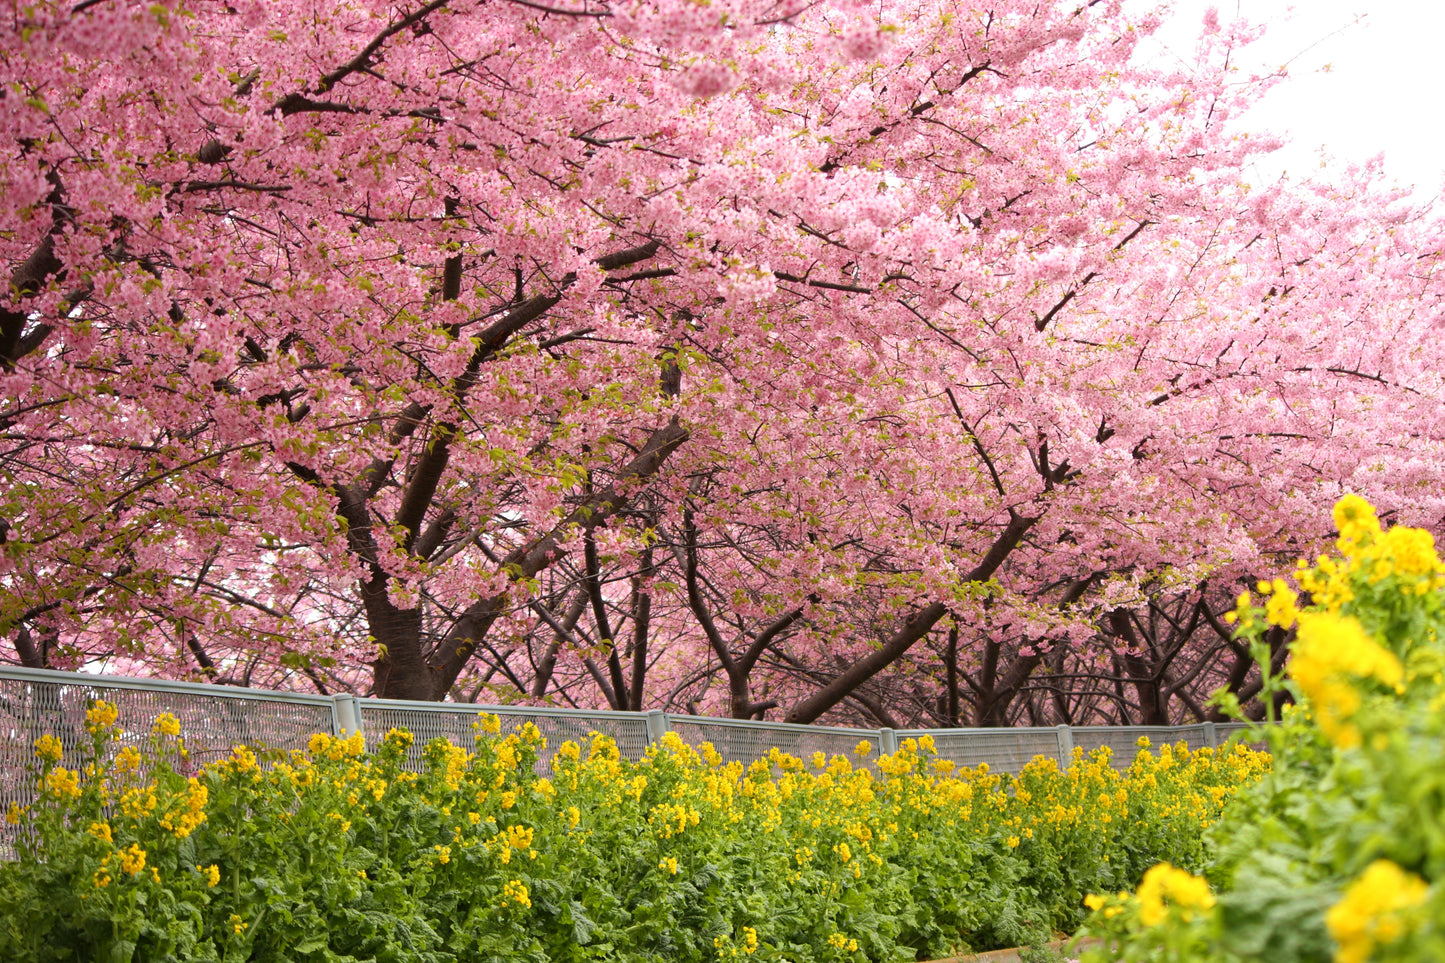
[1,664,1262,847]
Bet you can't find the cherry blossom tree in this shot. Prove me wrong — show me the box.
[3,0,1443,721]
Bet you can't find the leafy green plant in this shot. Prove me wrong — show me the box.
[1,709,1264,962]
[1077,495,1445,963]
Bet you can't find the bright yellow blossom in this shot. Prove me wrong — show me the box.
[114,746,142,773]
[44,767,81,799]
[501,878,531,908]
[33,733,63,762]
[1136,863,1214,926]
[1326,860,1429,963]
[85,700,119,735]
[117,843,147,876]
[1290,612,1402,747]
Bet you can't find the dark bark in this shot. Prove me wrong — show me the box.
[1107,608,1169,725]
[627,547,653,711]
[13,625,47,669]
[2,204,66,370]
[973,650,1045,727]
[681,509,812,718]
[944,625,961,726]
[531,591,588,698]
[583,529,629,708]
[413,415,689,699]
[785,510,1036,724]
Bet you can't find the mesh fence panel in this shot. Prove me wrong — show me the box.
[2,665,1281,863]
[0,669,334,859]
[355,700,651,773]
[1070,724,1214,769]
[1215,721,1267,750]
[665,717,881,769]
[902,728,1064,776]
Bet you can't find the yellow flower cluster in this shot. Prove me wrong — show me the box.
[33,733,64,763]
[1294,494,1445,612]
[225,745,258,773]
[117,783,159,819]
[1258,578,1300,629]
[1289,612,1403,748]
[714,928,760,958]
[18,704,1270,962]
[1325,860,1429,963]
[85,700,119,735]
[158,778,208,838]
[117,843,147,876]
[152,713,181,737]
[501,878,531,909]
[308,731,365,761]
[44,767,81,799]
[114,746,142,774]
[1134,862,1215,926]
[649,801,702,838]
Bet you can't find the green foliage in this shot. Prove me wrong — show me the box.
[1,714,1263,963]
[1077,495,1445,963]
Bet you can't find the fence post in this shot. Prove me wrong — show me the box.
[1055,724,1074,767]
[1202,721,1218,748]
[645,710,669,745]
[878,728,898,756]
[333,695,363,740]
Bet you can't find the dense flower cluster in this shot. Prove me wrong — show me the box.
[1325,860,1430,963]
[0,703,1265,962]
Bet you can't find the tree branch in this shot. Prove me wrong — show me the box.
[785,510,1037,723]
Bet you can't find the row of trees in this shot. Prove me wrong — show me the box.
[3,0,1442,725]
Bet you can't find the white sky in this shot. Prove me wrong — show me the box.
[1137,0,1445,202]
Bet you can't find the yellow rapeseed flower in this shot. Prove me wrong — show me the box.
[1326,860,1428,963]
[501,878,531,908]
[44,767,81,799]
[1136,863,1214,926]
[1258,578,1300,628]
[1290,613,1403,748]
[117,843,147,876]
[152,713,181,737]
[1334,493,1381,548]
[227,745,258,772]
[85,700,119,735]
[198,864,221,887]
[33,733,63,762]
[114,746,142,773]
